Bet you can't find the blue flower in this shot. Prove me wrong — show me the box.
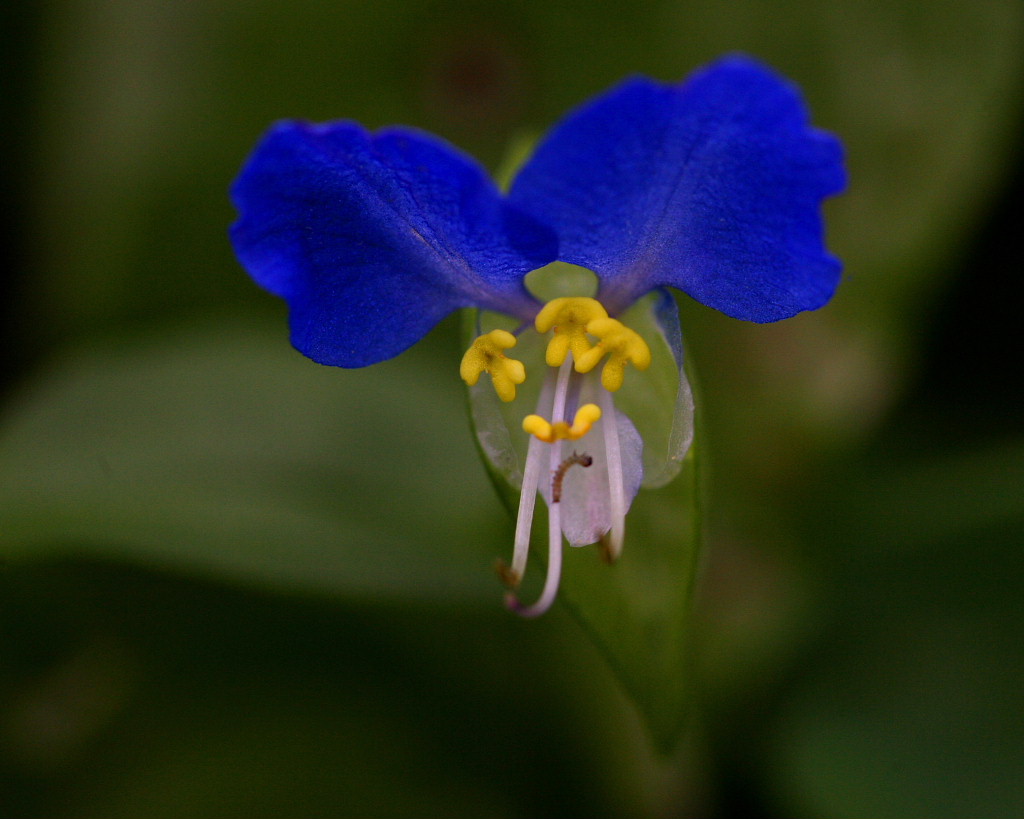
[230,55,845,616]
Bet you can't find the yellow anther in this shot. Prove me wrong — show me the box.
[534,297,608,367]
[460,329,526,402]
[574,317,652,391]
[522,403,602,443]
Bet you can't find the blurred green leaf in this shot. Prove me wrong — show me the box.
[0,320,507,605]
[463,297,703,752]
[769,438,1024,818]
[0,563,673,819]
[1,313,702,754]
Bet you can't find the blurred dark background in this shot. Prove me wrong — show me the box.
[2,1,1022,817]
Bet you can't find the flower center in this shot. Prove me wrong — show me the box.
[459,296,652,617]
[460,296,652,405]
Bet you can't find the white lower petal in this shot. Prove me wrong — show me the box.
[539,375,644,548]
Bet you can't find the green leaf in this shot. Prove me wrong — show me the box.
[559,442,702,753]
[470,421,702,754]
[462,293,703,752]
[0,320,507,606]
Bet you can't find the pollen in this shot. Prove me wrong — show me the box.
[534,297,608,367]
[574,317,652,391]
[460,329,526,402]
[522,403,602,443]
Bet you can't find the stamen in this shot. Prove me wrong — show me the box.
[599,387,626,562]
[574,317,652,391]
[494,559,521,588]
[507,357,574,617]
[506,499,563,618]
[506,421,549,586]
[522,404,601,443]
[460,329,526,402]
[534,297,608,367]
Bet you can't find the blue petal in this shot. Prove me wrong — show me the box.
[509,56,846,321]
[230,121,556,367]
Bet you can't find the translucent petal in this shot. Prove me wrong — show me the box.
[462,310,550,492]
[613,290,695,488]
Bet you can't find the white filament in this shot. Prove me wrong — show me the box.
[600,387,626,562]
[507,357,574,617]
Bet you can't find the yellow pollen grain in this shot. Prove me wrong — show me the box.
[522,403,602,443]
[535,297,608,367]
[460,329,526,402]
[574,317,651,391]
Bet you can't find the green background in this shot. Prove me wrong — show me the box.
[2,0,1023,816]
